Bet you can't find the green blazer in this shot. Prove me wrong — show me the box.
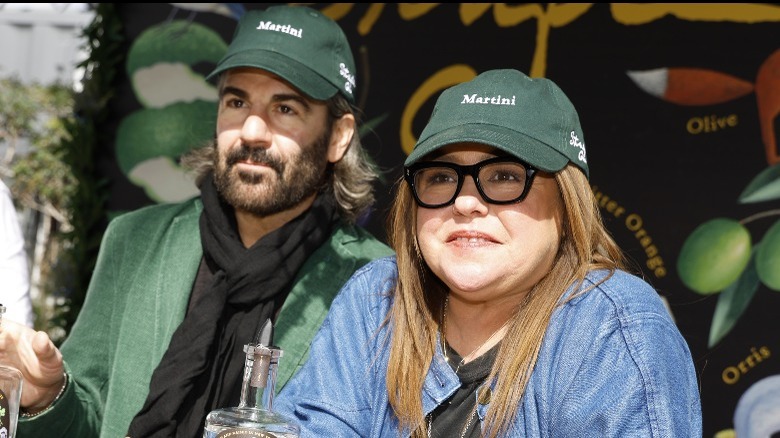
[20,197,392,437]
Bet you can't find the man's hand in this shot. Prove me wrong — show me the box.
[0,319,65,411]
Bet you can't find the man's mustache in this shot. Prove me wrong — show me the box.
[225,144,284,175]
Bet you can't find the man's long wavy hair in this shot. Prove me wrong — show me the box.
[180,76,379,224]
[385,164,628,437]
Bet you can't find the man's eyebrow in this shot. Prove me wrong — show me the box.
[220,85,247,100]
[219,87,312,112]
[272,93,312,112]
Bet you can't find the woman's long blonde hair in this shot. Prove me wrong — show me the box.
[386,164,627,437]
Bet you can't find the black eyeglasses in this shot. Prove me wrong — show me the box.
[404,156,538,208]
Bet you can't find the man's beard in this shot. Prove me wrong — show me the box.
[213,130,331,217]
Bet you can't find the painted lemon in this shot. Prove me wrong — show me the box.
[677,218,751,294]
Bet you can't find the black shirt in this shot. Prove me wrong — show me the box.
[428,343,499,438]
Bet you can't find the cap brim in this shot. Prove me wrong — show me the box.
[207,49,340,102]
[405,123,570,172]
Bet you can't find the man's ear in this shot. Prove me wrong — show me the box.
[327,113,356,163]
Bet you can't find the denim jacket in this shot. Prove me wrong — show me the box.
[18,198,392,438]
[275,256,703,437]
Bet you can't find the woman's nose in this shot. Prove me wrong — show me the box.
[452,176,488,216]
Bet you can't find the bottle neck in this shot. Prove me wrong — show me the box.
[238,344,282,411]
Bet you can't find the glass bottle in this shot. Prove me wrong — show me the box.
[0,304,23,438]
[202,342,300,438]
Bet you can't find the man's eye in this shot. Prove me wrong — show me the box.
[226,98,245,108]
[278,104,299,115]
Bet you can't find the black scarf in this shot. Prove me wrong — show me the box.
[127,174,338,438]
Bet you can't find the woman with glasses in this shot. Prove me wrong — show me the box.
[274,69,702,437]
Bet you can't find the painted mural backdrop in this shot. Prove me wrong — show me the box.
[103,4,780,436]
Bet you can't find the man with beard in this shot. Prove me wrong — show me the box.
[3,5,392,438]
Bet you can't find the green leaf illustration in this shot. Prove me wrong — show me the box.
[738,163,780,204]
[126,20,227,76]
[358,112,389,138]
[708,245,761,348]
[115,100,217,174]
[756,219,780,290]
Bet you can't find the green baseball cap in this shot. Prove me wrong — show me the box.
[207,5,357,104]
[405,69,589,178]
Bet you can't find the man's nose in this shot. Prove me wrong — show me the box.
[240,114,272,147]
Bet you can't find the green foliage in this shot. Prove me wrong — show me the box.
[0,4,122,344]
[0,77,38,144]
[1,78,78,342]
[7,79,78,211]
[56,3,125,340]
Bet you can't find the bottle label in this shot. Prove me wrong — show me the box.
[216,428,276,438]
[0,388,9,435]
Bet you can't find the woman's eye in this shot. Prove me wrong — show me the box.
[490,171,519,182]
[483,164,525,183]
[426,170,456,185]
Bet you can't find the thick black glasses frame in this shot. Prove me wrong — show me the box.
[404,156,538,208]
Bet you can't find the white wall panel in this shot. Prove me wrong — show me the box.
[0,5,94,86]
